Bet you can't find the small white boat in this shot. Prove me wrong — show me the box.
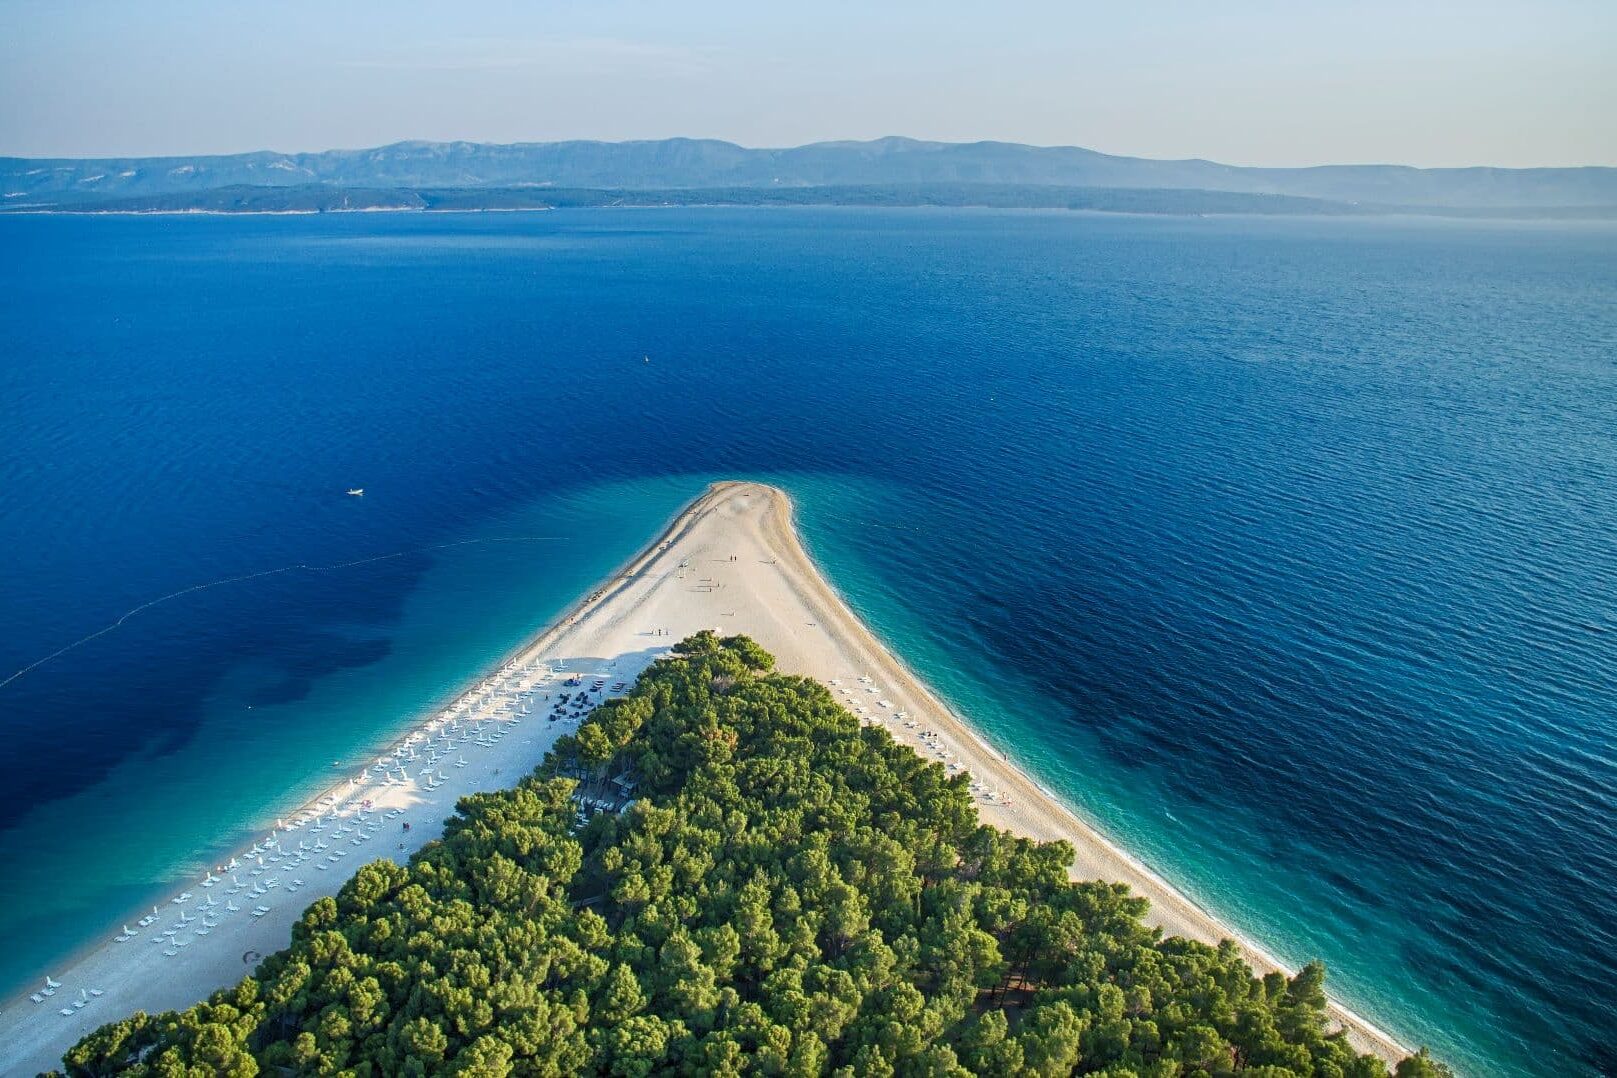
[346,488,364,497]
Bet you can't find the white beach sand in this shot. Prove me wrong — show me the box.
[0,481,1408,1073]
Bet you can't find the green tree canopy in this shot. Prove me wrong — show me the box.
[59,634,1435,1077]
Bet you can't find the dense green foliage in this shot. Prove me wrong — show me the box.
[61,633,1442,1077]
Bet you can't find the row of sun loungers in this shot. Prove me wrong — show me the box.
[828,675,1011,802]
[31,656,641,1017]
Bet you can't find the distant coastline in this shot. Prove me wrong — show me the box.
[7,135,1616,213]
[6,181,1615,219]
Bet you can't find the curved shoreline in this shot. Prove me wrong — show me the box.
[0,485,737,1074]
[753,484,1411,1062]
[0,480,1415,1072]
[0,485,714,1002]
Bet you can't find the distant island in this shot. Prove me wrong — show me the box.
[4,136,1614,218]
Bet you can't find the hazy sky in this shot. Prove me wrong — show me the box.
[4,0,1614,167]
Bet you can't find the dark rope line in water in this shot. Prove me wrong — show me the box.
[0,535,572,693]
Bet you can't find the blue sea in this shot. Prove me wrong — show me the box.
[2,209,1614,1075]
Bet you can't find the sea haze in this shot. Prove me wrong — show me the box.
[1,209,1614,1076]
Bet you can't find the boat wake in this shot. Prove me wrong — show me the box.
[0,535,572,693]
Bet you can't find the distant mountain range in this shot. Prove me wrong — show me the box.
[4,137,1615,214]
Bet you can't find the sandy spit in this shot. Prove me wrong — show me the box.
[0,482,1409,1073]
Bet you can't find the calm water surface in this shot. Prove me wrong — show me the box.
[2,209,1614,1075]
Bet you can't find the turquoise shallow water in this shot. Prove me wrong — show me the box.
[2,210,1616,1075]
[0,477,703,988]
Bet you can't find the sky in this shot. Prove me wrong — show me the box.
[3,0,1614,168]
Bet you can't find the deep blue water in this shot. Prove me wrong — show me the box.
[2,209,1615,1075]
